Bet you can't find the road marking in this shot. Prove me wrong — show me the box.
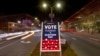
[89,38,99,41]
[20,41,31,44]
[0,40,20,50]
[72,38,77,40]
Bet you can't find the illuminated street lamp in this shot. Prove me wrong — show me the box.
[34,17,40,23]
[35,17,38,20]
[56,2,61,8]
[17,20,21,24]
[42,3,47,9]
[31,23,34,26]
[42,2,62,22]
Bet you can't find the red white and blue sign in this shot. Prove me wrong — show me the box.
[41,22,61,52]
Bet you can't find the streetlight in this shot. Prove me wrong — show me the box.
[56,2,61,8]
[42,3,47,9]
[31,23,34,26]
[17,20,21,24]
[35,17,38,20]
[42,2,62,22]
[35,17,40,23]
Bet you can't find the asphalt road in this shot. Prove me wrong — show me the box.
[0,32,41,56]
[61,32,100,56]
[1,31,100,56]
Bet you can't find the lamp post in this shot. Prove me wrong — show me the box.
[42,2,62,22]
[49,7,54,22]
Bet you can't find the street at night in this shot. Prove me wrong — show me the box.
[0,0,100,56]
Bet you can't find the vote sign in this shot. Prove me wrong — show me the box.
[41,22,61,52]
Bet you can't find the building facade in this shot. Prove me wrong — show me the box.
[64,0,100,33]
[0,14,39,32]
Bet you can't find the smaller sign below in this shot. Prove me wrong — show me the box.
[61,39,67,44]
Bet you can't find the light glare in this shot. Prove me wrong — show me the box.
[35,17,38,20]
[56,3,61,8]
[43,3,47,8]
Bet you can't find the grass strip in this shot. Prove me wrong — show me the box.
[29,42,77,56]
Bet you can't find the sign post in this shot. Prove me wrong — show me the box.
[40,22,61,56]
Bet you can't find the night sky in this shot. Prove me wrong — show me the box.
[0,0,92,22]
